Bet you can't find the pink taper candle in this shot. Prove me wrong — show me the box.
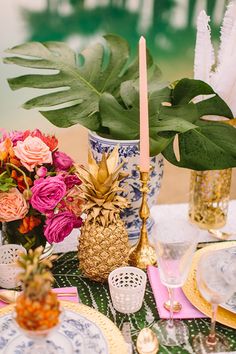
[139,36,150,172]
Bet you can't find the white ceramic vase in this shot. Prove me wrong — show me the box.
[88,131,164,243]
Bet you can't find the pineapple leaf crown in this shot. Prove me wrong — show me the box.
[17,246,57,300]
[75,146,129,226]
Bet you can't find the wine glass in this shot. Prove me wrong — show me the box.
[193,249,236,353]
[152,217,199,346]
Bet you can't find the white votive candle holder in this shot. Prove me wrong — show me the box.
[0,244,26,289]
[108,266,147,314]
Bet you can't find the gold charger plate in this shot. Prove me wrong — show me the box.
[0,301,128,354]
[182,241,236,329]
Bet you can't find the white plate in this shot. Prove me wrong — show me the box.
[220,247,236,314]
[221,293,236,314]
[0,309,109,353]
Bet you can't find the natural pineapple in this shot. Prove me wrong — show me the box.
[15,247,60,331]
[76,147,130,282]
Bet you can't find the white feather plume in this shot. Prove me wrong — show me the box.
[214,54,236,115]
[212,21,236,89]
[193,2,236,116]
[194,10,215,83]
[211,1,236,116]
[217,1,236,66]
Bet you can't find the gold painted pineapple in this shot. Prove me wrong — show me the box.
[76,147,130,282]
[15,247,60,331]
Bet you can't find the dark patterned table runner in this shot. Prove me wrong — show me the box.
[53,252,236,354]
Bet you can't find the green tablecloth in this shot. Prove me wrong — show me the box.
[53,252,236,354]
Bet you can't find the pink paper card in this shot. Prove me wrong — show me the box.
[147,266,206,319]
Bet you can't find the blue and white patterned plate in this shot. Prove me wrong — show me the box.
[0,302,127,354]
[220,247,236,314]
[221,293,236,314]
[0,309,109,353]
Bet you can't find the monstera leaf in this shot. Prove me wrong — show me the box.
[4,35,236,170]
[100,79,236,170]
[4,35,160,131]
[163,121,236,169]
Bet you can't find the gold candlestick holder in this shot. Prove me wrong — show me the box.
[129,167,157,269]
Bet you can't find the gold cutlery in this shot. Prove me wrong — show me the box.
[136,327,159,354]
[0,290,78,304]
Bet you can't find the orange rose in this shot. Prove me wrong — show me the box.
[0,188,29,222]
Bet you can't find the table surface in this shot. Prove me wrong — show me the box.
[52,200,236,354]
[54,200,236,254]
[53,252,236,354]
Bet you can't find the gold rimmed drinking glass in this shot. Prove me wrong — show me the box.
[152,217,199,346]
[193,249,236,353]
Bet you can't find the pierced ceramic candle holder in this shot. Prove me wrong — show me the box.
[108,266,147,314]
[0,244,26,289]
[188,169,232,230]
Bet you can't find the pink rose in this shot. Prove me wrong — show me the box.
[31,176,66,214]
[13,136,52,171]
[36,166,48,178]
[53,151,73,171]
[44,211,82,243]
[23,129,58,151]
[0,188,29,222]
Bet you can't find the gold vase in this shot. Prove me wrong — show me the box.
[188,169,232,229]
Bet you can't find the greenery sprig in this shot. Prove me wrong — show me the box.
[0,172,16,192]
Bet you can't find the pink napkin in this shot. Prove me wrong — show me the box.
[147,266,206,319]
[0,287,79,309]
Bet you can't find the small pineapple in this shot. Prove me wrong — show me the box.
[15,247,60,331]
[76,147,130,282]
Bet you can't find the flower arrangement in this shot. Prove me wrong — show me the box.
[0,129,83,250]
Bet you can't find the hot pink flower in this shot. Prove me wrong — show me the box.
[0,188,29,222]
[31,176,66,213]
[36,166,48,178]
[44,211,82,243]
[14,136,52,171]
[53,151,73,171]
[0,129,25,146]
[9,131,25,146]
[64,174,82,189]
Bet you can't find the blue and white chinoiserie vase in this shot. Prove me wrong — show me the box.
[88,131,164,244]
